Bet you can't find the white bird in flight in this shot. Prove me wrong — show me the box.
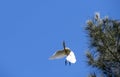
[49,41,76,65]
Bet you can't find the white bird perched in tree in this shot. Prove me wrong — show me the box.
[49,41,76,65]
[94,12,100,21]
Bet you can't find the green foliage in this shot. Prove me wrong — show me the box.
[85,13,120,77]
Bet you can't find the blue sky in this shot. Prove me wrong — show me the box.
[0,0,120,77]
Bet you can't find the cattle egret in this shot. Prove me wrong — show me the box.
[49,41,76,65]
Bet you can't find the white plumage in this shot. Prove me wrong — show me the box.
[66,51,76,63]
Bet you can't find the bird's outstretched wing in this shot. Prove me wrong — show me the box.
[66,51,76,63]
[49,50,66,60]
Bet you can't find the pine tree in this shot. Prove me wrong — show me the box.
[85,13,120,77]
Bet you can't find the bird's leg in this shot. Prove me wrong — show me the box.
[69,62,71,66]
[65,60,68,65]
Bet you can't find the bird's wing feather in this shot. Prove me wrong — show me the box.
[66,51,76,63]
[49,50,66,60]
